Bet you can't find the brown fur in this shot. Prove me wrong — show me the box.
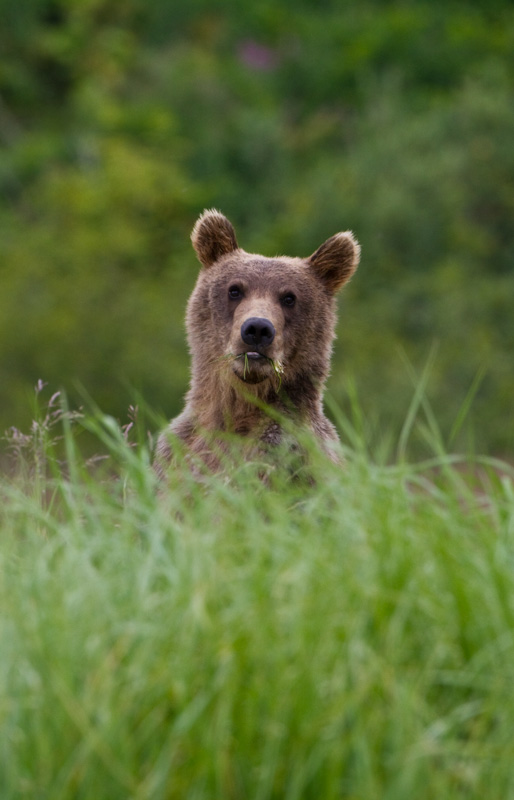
[155,209,360,476]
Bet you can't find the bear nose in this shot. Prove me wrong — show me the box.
[241,317,276,348]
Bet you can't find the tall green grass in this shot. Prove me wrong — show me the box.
[1,392,514,799]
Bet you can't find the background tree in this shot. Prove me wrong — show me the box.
[1,0,513,454]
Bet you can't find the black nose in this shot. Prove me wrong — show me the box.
[241,317,276,348]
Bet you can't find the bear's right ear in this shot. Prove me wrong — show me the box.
[191,209,239,269]
[308,231,360,293]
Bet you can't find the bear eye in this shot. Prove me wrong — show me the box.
[281,292,296,308]
[228,285,243,300]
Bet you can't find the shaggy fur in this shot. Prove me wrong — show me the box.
[155,210,360,475]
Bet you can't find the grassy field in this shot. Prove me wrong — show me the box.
[1,394,514,799]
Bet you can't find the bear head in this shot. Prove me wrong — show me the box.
[186,209,360,398]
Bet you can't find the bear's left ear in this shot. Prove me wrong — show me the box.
[307,232,360,293]
[191,209,239,269]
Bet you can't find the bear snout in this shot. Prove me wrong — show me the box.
[241,317,276,349]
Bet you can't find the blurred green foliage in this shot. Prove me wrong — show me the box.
[1,0,513,453]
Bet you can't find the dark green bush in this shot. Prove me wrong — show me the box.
[0,0,513,453]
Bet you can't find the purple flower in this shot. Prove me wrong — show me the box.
[238,40,279,72]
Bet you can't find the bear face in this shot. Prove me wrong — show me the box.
[155,210,360,475]
[188,253,334,389]
[187,210,360,396]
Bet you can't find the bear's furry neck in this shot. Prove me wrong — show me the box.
[187,359,325,436]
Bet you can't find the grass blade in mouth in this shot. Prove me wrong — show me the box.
[216,353,284,390]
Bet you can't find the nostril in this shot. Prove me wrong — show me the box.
[241,317,276,348]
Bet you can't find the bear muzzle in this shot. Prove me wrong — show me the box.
[226,316,279,384]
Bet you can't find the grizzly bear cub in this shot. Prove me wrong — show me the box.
[155,210,360,476]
